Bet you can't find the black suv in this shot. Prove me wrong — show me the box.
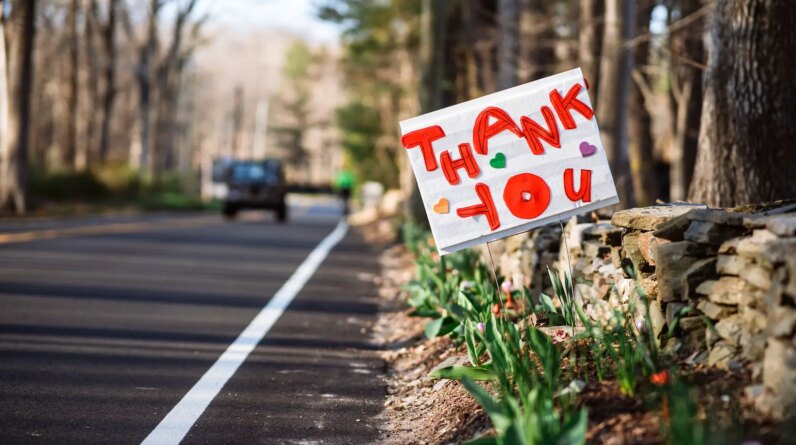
[222,160,288,222]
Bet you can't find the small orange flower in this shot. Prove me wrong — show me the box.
[491,303,501,315]
[650,370,669,386]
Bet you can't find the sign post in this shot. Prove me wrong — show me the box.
[400,68,619,255]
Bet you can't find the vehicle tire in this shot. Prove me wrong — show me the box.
[276,200,288,223]
[222,203,238,220]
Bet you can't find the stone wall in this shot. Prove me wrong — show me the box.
[487,203,796,419]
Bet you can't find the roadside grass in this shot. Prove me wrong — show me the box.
[24,166,218,216]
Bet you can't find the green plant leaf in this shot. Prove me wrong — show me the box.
[465,322,481,366]
[463,437,498,445]
[462,377,500,409]
[540,292,557,313]
[557,408,588,445]
[424,317,444,338]
[430,365,497,381]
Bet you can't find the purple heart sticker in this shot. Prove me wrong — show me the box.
[579,141,597,157]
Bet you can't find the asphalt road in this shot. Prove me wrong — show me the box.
[0,198,385,444]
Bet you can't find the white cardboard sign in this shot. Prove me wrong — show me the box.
[399,68,619,255]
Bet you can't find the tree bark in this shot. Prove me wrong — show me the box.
[137,0,160,176]
[1,0,36,214]
[98,0,117,163]
[153,0,197,177]
[689,0,796,206]
[579,0,603,103]
[519,0,556,83]
[80,0,100,170]
[408,0,448,225]
[596,0,634,206]
[669,0,704,201]
[627,2,658,206]
[497,0,519,90]
[64,0,79,170]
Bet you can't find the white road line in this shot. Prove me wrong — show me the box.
[141,220,349,445]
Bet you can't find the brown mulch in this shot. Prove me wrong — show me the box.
[372,243,491,444]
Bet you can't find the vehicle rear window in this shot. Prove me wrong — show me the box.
[231,163,278,182]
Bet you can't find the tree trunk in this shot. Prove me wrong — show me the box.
[497,0,519,90]
[408,0,447,225]
[1,0,36,214]
[80,0,100,170]
[98,0,117,163]
[64,0,79,170]
[579,0,603,103]
[627,2,658,206]
[689,0,796,206]
[153,0,196,177]
[596,0,634,206]
[669,0,704,201]
[519,0,557,83]
[137,0,160,176]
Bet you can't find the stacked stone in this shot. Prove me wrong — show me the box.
[485,202,796,418]
[737,214,796,419]
[644,208,764,369]
[483,225,561,295]
[557,215,630,325]
[600,205,707,337]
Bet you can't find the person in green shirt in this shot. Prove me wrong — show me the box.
[334,169,355,215]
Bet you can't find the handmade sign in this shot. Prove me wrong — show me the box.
[400,68,618,255]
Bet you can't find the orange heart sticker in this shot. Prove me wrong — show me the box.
[433,198,449,214]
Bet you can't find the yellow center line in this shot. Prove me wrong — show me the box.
[0,212,266,245]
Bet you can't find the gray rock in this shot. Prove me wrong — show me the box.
[759,238,796,267]
[767,215,796,237]
[639,275,658,299]
[708,277,760,306]
[653,212,692,241]
[695,280,716,296]
[697,300,737,320]
[622,231,650,273]
[684,220,748,246]
[648,299,665,341]
[655,241,705,302]
[611,205,705,231]
[706,325,720,348]
[761,339,796,419]
[741,333,767,363]
[679,316,707,351]
[688,209,747,226]
[719,237,743,254]
[715,314,744,345]
[582,223,623,246]
[582,240,611,259]
[740,264,772,291]
[683,258,718,300]
[680,241,719,257]
[736,230,779,259]
[637,232,670,266]
[662,337,682,355]
[769,306,796,338]
[709,341,738,369]
[716,255,748,276]
[741,307,767,333]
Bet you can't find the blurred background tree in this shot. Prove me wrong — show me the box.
[321,0,796,219]
[0,0,795,216]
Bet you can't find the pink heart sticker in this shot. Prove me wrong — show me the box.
[579,141,597,157]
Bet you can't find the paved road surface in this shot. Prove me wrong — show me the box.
[0,198,385,444]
